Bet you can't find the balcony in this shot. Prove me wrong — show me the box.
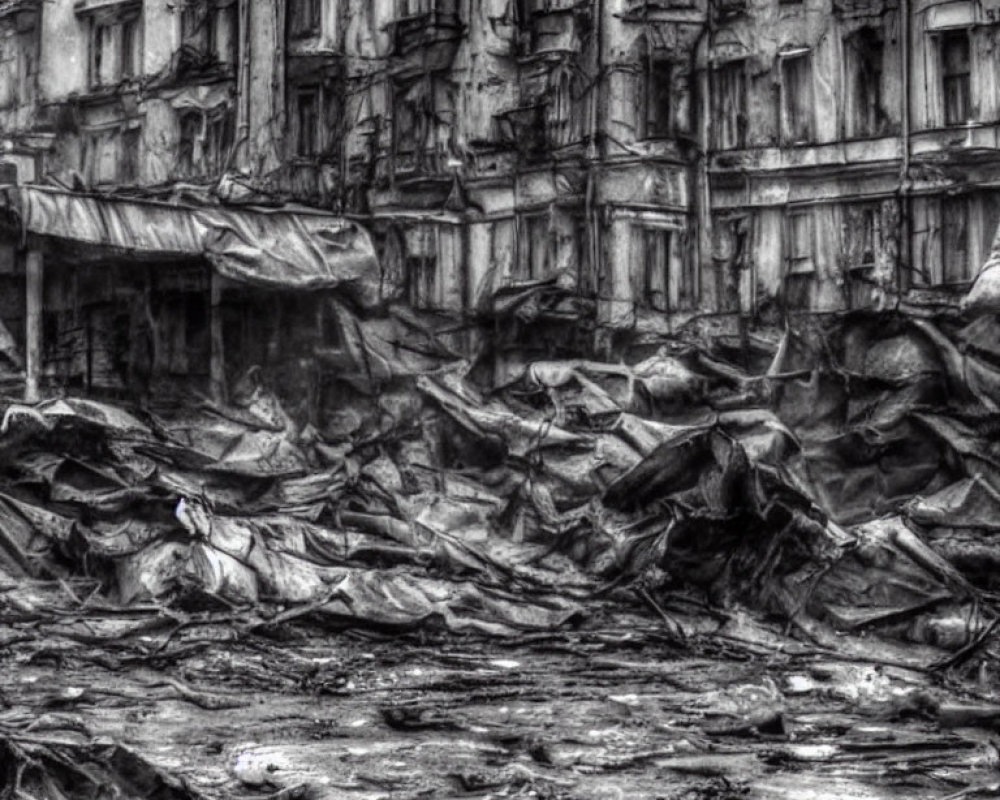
[620,0,704,23]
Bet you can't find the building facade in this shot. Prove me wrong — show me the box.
[0,0,996,390]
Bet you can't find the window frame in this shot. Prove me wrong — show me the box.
[785,208,815,275]
[295,87,320,158]
[712,58,747,150]
[289,0,322,39]
[941,194,971,284]
[940,29,972,127]
[778,49,813,145]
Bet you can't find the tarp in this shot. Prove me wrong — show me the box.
[6,185,384,305]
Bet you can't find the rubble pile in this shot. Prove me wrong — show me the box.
[2,311,1000,659]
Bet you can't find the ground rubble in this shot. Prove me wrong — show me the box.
[4,310,1000,797]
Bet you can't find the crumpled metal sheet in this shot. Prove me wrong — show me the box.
[9,185,384,306]
[5,311,1000,650]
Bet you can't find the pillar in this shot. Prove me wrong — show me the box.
[24,249,42,403]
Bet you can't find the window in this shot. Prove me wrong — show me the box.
[88,12,141,88]
[289,0,321,38]
[844,28,884,138]
[785,210,814,274]
[181,1,210,48]
[517,214,549,280]
[638,38,672,139]
[181,1,236,63]
[942,196,970,283]
[941,31,971,126]
[206,110,234,172]
[406,225,438,308]
[859,205,880,268]
[640,228,671,311]
[178,111,201,176]
[712,60,747,149]
[296,89,319,157]
[121,17,138,78]
[632,225,695,311]
[121,127,140,183]
[779,51,813,144]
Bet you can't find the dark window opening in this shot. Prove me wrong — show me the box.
[780,51,813,144]
[638,38,672,139]
[296,89,319,157]
[178,111,201,176]
[712,59,747,149]
[845,27,884,138]
[290,0,321,37]
[121,18,138,78]
[941,30,971,126]
[121,127,140,183]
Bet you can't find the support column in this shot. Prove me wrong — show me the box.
[209,270,226,404]
[24,249,43,403]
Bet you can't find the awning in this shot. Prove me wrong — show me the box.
[4,185,384,305]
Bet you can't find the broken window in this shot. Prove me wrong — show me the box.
[779,50,812,144]
[517,214,549,281]
[785,209,814,274]
[296,89,320,157]
[712,59,747,150]
[942,195,970,283]
[289,0,321,38]
[638,38,672,139]
[941,30,971,126]
[844,27,884,138]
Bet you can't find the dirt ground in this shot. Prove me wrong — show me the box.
[3,582,997,800]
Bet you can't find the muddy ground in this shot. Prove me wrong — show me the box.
[3,582,998,800]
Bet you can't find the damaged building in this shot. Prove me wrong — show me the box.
[0,0,997,400]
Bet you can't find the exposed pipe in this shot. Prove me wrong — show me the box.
[898,0,911,303]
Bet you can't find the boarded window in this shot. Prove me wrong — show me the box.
[517,214,549,280]
[638,40,672,139]
[296,89,319,157]
[289,0,321,38]
[942,196,970,283]
[941,31,971,125]
[785,210,814,274]
[712,60,747,150]
[779,51,812,144]
[844,28,883,138]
